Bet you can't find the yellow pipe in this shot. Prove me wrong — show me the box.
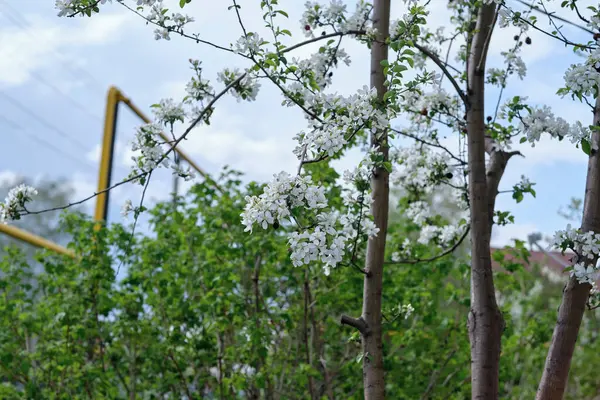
[0,224,74,257]
[0,85,218,258]
[94,86,120,222]
[116,91,217,185]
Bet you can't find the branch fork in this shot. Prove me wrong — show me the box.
[340,315,369,335]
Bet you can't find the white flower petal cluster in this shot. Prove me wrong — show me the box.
[391,146,469,248]
[233,33,264,55]
[551,224,600,285]
[588,13,600,33]
[121,199,134,218]
[217,68,261,102]
[520,105,591,146]
[241,172,328,232]
[502,51,526,80]
[300,0,371,37]
[291,48,352,90]
[55,0,75,17]
[152,99,186,126]
[391,238,412,262]
[293,86,387,159]
[0,184,38,223]
[131,123,171,173]
[146,2,195,41]
[563,46,600,98]
[400,87,461,124]
[487,67,507,87]
[391,146,452,193]
[242,171,378,275]
[398,303,415,319]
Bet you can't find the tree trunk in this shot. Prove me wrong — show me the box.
[361,0,390,398]
[465,4,504,400]
[339,0,391,398]
[536,97,600,400]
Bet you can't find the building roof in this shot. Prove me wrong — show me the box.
[490,247,574,284]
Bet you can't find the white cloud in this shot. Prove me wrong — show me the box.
[0,12,132,87]
[0,170,20,186]
[184,122,298,181]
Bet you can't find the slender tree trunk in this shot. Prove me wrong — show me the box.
[340,1,390,398]
[361,0,390,397]
[536,97,600,400]
[303,269,316,400]
[465,4,504,400]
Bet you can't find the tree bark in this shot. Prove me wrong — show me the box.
[536,97,600,400]
[338,0,391,398]
[465,4,504,400]
[361,0,390,398]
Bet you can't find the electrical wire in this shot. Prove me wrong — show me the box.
[0,113,95,171]
[0,0,105,91]
[0,2,105,122]
[0,91,90,152]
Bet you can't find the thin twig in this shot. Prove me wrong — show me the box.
[414,44,468,106]
[387,226,470,265]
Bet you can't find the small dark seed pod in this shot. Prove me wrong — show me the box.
[525,37,532,45]
[513,35,519,41]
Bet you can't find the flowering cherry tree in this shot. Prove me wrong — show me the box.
[2,0,600,398]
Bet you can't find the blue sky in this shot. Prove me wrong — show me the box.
[0,0,594,249]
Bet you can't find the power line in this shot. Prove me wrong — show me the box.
[0,5,105,122]
[514,0,595,35]
[0,0,105,91]
[0,91,90,152]
[28,70,104,122]
[0,113,95,171]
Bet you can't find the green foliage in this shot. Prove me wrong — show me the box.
[1,173,599,399]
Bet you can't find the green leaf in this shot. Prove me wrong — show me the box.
[582,138,591,155]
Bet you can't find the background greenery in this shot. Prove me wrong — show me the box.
[0,169,597,399]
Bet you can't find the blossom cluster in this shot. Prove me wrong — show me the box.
[390,146,469,251]
[217,68,261,103]
[185,61,214,102]
[0,184,38,223]
[152,98,185,127]
[519,105,590,146]
[293,86,388,160]
[300,0,372,37]
[293,47,352,90]
[391,146,454,194]
[551,224,600,286]
[562,45,600,99]
[500,97,591,148]
[233,33,265,56]
[129,120,195,182]
[241,155,380,275]
[56,0,195,42]
[398,303,415,319]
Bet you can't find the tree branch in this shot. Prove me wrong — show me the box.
[387,226,470,265]
[340,315,368,335]
[414,43,468,106]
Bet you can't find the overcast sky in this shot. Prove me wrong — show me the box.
[0,0,594,248]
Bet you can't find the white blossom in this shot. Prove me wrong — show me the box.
[233,33,264,55]
[152,99,185,126]
[121,199,134,218]
[0,184,38,223]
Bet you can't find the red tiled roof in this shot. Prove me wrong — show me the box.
[490,247,572,276]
